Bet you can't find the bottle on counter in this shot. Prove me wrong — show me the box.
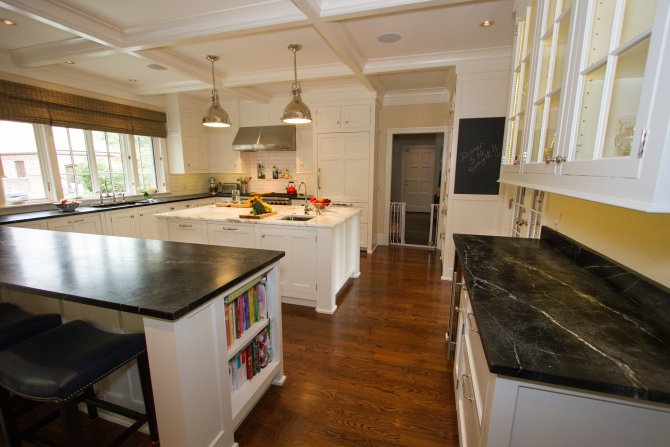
[283,168,289,179]
[272,165,279,179]
[257,161,265,179]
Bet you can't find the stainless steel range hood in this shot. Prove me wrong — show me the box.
[232,125,296,151]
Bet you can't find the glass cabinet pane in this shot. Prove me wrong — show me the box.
[552,10,571,91]
[574,62,606,160]
[603,38,650,157]
[530,100,546,162]
[588,0,617,65]
[621,0,657,44]
[543,92,561,161]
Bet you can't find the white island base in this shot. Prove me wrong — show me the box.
[156,205,361,314]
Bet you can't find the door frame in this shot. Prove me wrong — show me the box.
[383,126,450,248]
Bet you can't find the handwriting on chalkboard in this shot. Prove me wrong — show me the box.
[459,143,501,172]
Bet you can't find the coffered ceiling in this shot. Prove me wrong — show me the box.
[0,0,513,104]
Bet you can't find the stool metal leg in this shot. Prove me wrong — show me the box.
[137,352,159,443]
[0,388,21,447]
[60,399,82,447]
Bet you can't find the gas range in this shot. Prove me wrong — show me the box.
[240,192,300,205]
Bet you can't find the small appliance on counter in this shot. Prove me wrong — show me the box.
[208,177,217,196]
[286,181,297,195]
[219,183,240,196]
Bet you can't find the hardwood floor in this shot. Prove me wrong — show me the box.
[235,246,458,446]
[1,246,458,447]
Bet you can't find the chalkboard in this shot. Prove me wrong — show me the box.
[454,117,505,195]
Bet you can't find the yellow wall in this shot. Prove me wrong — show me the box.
[544,193,670,288]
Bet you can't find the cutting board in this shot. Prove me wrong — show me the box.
[215,202,250,208]
[239,211,277,219]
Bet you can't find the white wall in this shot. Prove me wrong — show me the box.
[442,65,511,279]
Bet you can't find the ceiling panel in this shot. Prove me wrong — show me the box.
[340,0,513,59]
[0,7,75,51]
[376,67,454,91]
[56,0,281,29]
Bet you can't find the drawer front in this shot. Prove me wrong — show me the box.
[207,222,255,249]
[167,220,206,244]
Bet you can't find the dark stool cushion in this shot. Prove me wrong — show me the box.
[0,303,61,350]
[0,320,146,402]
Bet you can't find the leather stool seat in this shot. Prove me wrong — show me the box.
[0,320,158,446]
[0,303,61,350]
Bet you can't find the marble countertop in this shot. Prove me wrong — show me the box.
[0,226,284,320]
[155,204,361,228]
[0,194,211,225]
[453,233,670,405]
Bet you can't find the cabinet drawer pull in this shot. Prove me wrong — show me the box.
[67,219,84,224]
[462,374,474,402]
[467,312,479,333]
[261,234,266,238]
[178,224,193,228]
[221,227,237,231]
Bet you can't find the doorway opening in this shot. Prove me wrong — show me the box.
[389,133,444,247]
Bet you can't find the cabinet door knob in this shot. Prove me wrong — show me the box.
[261,234,266,238]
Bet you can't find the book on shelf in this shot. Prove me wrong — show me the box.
[228,325,273,391]
[224,276,269,347]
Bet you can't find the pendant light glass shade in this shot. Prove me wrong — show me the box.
[203,55,231,128]
[281,44,311,124]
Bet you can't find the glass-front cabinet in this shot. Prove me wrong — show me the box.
[500,0,670,212]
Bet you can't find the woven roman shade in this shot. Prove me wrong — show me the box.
[0,80,167,138]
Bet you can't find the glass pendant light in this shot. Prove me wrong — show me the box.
[202,55,231,128]
[281,43,312,124]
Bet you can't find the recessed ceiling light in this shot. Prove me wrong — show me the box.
[147,63,167,71]
[480,20,495,27]
[377,33,402,44]
[64,60,75,64]
[2,18,16,26]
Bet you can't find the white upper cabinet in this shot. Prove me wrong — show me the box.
[501,0,670,212]
[314,102,372,131]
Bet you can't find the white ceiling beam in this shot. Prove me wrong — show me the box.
[223,63,353,88]
[291,0,384,95]
[318,0,475,21]
[0,0,124,47]
[9,37,115,67]
[364,46,513,74]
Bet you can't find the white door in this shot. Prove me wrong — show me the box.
[402,145,436,212]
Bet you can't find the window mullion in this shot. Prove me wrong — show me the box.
[154,138,167,191]
[85,130,101,194]
[124,134,139,193]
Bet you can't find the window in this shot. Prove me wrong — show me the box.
[1,119,165,207]
[0,120,49,204]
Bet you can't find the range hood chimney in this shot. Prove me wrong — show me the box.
[232,125,296,151]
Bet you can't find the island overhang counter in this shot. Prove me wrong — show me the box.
[0,226,286,447]
[155,204,362,314]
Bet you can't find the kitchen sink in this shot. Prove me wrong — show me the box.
[89,201,137,208]
[279,215,315,222]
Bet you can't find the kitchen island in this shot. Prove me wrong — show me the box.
[451,228,670,447]
[155,204,361,314]
[0,226,286,447]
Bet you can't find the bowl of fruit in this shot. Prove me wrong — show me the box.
[54,199,79,212]
[310,197,331,210]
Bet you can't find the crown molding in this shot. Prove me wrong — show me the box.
[382,87,451,106]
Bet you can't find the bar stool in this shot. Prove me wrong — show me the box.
[0,320,159,446]
[0,303,62,350]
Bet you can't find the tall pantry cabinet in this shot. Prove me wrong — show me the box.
[500,0,670,212]
[314,96,377,252]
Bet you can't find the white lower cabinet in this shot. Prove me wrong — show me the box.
[207,222,255,249]
[454,288,670,447]
[167,220,206,244]
[46,214,102,234]
[256,226,317,300]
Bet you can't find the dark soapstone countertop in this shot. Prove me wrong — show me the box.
[0,226,283,320]
[453,232,670,405]
[0,194,211,225]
